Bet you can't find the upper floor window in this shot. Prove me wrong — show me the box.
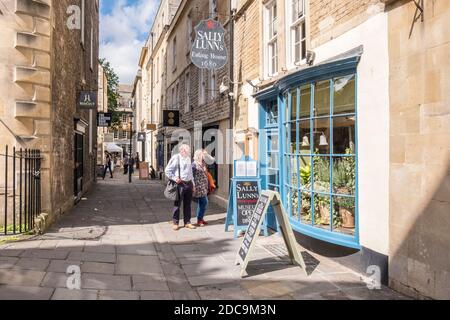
[210,0,218,19]
[187,13,193,53]
[172,37,177,72]
[185,72,191,112]
[289,0,307,66]
[265,2,278,77]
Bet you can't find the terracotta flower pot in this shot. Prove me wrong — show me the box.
[339,208,355,228]
[319,205,330,225]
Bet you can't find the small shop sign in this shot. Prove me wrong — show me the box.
[97,112,112,127]
[235,190,307,278]
[191,19,228,70]
[226,157,267,238]
[77,91,97,109]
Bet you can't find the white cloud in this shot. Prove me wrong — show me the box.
[100,0,158,84]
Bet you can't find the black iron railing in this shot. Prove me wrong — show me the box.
[1,147,42,235]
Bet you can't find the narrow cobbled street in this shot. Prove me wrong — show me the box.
[0,174,407,300]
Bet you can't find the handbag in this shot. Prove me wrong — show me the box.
[206,168,216,194]
[164,156,181,201]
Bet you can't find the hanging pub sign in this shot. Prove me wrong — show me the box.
[137,132,146,142]
[191,19,228,70]
[97,112,112,127]
[163,110,180,127]
[77,91,97,109]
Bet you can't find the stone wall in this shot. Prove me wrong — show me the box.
[310,0,384,47]
[386,0,450,299]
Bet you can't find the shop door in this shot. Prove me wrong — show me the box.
[260,100,280,231]
[74,133,84,200]
[202,125,219,189]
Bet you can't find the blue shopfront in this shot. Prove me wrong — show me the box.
[256,55,360,249]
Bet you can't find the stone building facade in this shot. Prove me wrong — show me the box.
[163,0,233,206]
[136,0,181,172]
[234,0,449,300]
[384,0,450,300]
[97,64,108,166]
[0,0,99,227]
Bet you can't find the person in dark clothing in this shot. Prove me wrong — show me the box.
[103,152,114,179]
[149,166,156,180]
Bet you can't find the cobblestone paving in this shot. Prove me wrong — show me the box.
[0,172,409,300]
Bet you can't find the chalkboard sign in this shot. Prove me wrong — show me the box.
[236,190,307,278]
[236,181,259,226]
[238,193,270,263]
[225,178,268,238]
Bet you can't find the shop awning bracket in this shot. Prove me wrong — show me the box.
[409,0,424,38]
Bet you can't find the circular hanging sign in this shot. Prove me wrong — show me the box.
[191,19,228,70]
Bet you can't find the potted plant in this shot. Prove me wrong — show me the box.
[332,148,356,228]
[336,197,355,228]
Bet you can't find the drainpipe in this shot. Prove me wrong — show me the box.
[228,3,236,185]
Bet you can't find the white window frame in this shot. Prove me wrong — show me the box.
[287,0,307,68]
[264,1,278,77]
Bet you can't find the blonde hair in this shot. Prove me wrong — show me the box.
[193,149,204,164]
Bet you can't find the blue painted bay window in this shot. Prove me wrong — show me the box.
[257,56,360,249]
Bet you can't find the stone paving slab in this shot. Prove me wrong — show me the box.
[81,273,132,291]
[116,255,163,275]
[13,258,50,271]
[0,269,46,287]
[52,288,98,300]
[0,285,54,300]
[132,274,170,291]
[68,252,116,264]
[140,290,173,300]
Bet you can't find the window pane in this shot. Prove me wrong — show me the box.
[333,116,355,154]
[268,169,279,185]
[269,133,279,151]
[301,191,312,225]
[332,157,356,195]
[267,100,278,124]
[334,75,355,115]
[291,89,298,121]
[314,194,331,228]
[299,120,311,152]
[290,122,298,154]
[268,152,279,169]
[314,80,331,117]
[313,156,330,192]
[285,123,290,152]
[333,196,355,235]
[300,84,311,118]
[290,156,298,187]
[299,155,312,189]
[313,118,330,155]
[291,189,300,221]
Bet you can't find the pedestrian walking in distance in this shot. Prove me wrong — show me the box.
[192,150,212,227]
[165,144,196,231]
[123,154,129,175]
[103,152,114,179]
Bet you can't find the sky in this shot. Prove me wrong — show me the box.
[100,0,160,84]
